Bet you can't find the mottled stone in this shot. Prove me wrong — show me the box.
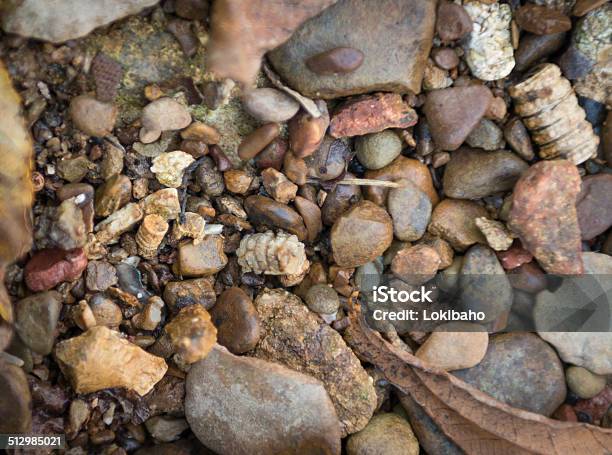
[165,305,217,364]
[346,413,418,455]
[163,278,216,312]
[436,1,473,41]
[428,199,488,251]
[391,244,440,286]
[244,195,308,241]
[387,180,431,241]
[576,174,612,240]
[465,118,505,151]
[355,130,403,170]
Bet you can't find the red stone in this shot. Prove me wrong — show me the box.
[24,248,88,292]
[552,404,578,422]
[497,240,533,270]
[573,386,612,423]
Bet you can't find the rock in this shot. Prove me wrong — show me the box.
[262,168,298,204]
[195,157,225,196]
[85,261,117,292]
[283,151,308,185]
[294,196,323,243]
[508,160,583,274]
[95,202,144,244]
[566,366,607,399]
[355,130,403,170]
[503,117,535,160]
[24,248,88,292]
[145,416,189,442]
[244,195,308,241]
[576,174,612,240]
[268,0,435,98]
[497,240,534,270]
[186,345,341,454]
[132,296,165,331]
[416,323,488,371]
[223,169,253,194]
[289,102,330,158]
[443,148,528,200]
[242,88,299,123]
[151,151,195,188]
[181,122,221,144]
[56,183,95,233]
[346,413,419,455]
[331,200,393,268]
[422,235,454,270]
[330,93,417,138]
[391,244,440,286]
[0,360,32,433]
[465,119,505,151]
[459,245,513,323]
[210,287,261,354]
[253,289,376,436]
[453,333,566,416]
[475,217,514,251]
[165,305,217,364]
[144,375,185,417]
[143,188,181,220]
[175,236,228,277]
[167,18,198,57]
[48,199,88,250]
[54,326,167,395]
[15,291,61,355]
[100,142,124,179]
[163,278,216,312]
[515,4,572,35]
[238,123,281,161]
[432,47,460,70]
[436,1,473,41]
[321,176,362,226]
[94,174,132,217]
[507,261,547,293]
[515,32,568,72]
[306,47,365,75]
[175,0,209,20]
[387,180,431,242]
[140,98,191,144]
[305,284,340,316]
[69,95,117,137]
[422,59,453,90]
[364,156,439,206]
[423,86,492,151]
[303,138,347,183]
[428,199,488,251]
[89,294,123,327]
[56,156,93,183]
[1,0,158,43]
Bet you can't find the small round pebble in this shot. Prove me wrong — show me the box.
[304,284,340,315]
[565,366,607,399]
[242,88,300,123]
[355,130,402,170]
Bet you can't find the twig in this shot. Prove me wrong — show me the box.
[307,177,405,188]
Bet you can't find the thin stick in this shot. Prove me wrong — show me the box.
[333,178,405,188]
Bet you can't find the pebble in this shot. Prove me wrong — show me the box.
[242,88,300,122]
[329,93,418,138]
[145,416,189,442]
[268,0,435,98]
[143,188,181,220]
[253,289,376,436]
[175,235,228,277]
[167,18,198,57]
[15,291,61,355]
[436,1,473,41]
[195,157,225,196]
[514,32,568,72]
[66,399,89,438]
[422,59,453,90]
[282,151,308,185]
[453,333,566,416]
[0,360,32,433]
[238,123,281,160]
[55,326,167,395]
[180,140,208,158]
[151,151,195,188]
[165,304,217,364]
[507,261,547,293]
[485,96,507,121]
[95,202,144,244]
[132,296,164,331]
[132,132,173,158]
[56,156,93,183]
[497,241,533,270]
[416,323,488,371]
[57,183,95,233]
[346,413,419,455]
[223,169,253,194]
[89,294,123,327]
[180,122,221,144]
[432,47,460,70]
[576,174,612,240]
[391,244,440,286]
[428,199,487,251]
[244,195,308,241]
[355,130,403,170]
[100,142,124,179]
[423,85,492,151]
[294,196,323,243]
[443,148,528,200]
[331,200,394,268]
[475,217,514,251]
[185,345,341,455]
[566,366,607,399]
[304,284,340,316]
[140,98,192,144]
[321,176,362,226]
[305,136,350,181]
[503,117,535,160]
[144,375,185,417]
[94,174,132,217]
[210,145,234,173]
[289,103,329,158]
[210,287,261,354]
[85,260,117,292]
[387,180,431,241]
[364,156,439,206]
[508,160,583,274]
[421,235,454,269]
[69,94,117,137]
[262,168,297,204]
[465,119,505,150]
[515,4,572,35]
[48,199,88,250]
[24,248,88,291]
[163,278,216,312]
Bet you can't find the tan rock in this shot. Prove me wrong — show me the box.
[223,169,253,194]
[428,199,488,251]
[175,236,228,277]
[391,244,440,286]
[165,305,217,364]
[475,217,514,251]
[261,168,297,203]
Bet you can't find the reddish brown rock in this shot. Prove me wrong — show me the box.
[508,160,583,275]
[329,93,417,138]
[305,47,365,75]
[238,123,281,160]
[255,139,287,170]
[244,195,308,241]
[436,1,473,41]
[391,244,440,286]
[497,241,534,270]
[294,196,323,243]
[210,287,261,354]
[25,248,87,291]
[576,174,612,240]
[288,102,329,158]
[515,4,572,35]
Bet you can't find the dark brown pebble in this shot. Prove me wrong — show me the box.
[209,145,233,171]
[305,47,365,75]
[238,123,280,160]
[514,32,567,72]
[244,195,308,241]
[255,138,287,171]
[508,262,548,293]
[180,140,208,158]
[436,2,473,41]
[305,136,350,181]
[210,287,261,354]
[321,174,362,226]
[515,5,572,35]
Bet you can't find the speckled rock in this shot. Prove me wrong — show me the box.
[387,180,432,241]
[346,413,419,455]
[428,199,488,251]
[465,119,505,151]
[355,130,403,170]
[24,248,88,292]
[253,289,377,436]
[305,284,340,316]
[576,174,612,240]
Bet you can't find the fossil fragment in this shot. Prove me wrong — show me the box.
[237,231,308,276]
[136,214,169,259]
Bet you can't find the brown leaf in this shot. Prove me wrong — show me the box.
[345,300,612,455]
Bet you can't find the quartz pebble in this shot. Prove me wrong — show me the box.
[151,151,195,188]
[15,291,62,355]
[140,98,192,144]
[165,304,217,364]
[355,130,402,170]
[25,248,88,292]
[242,88,299,122]
[305,47,365,75]
[210,287,261,354]
[391,244,440,286]
[346,413,419,455]
[69,94,117,137]
[432,47,460,70]
[89,294,123,327]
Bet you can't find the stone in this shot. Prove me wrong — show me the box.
[100,142,124,179]
[515,32,568,72]
[48,199,88,250]
[475,217,514,251]
[268,0,435,98]
[355,130,403,170]
[85,261,117,292]
[294,196,323,243]
[167,18,198,57]
[186,345,341,454]
[163,278,216,312]
[56,156,93,183]
[238,123,281,161]
[94,174,132,217]
[304,136,350,181]
[422,59,453,90]
[387,180,431,241]
[165,305,217,364]
[0,360,32,433]
[331,200,393,268]
[132,296,165,331]
[145,416,189,442]
[503,117,535,160]
[151,151,195,188]
[391,244,440,286]
[465,119,505,151]
[364,156,439,206]
[283,151,308,185]
[421,235,454,270]
[256,139,287,171]
[54,326,167,395]
[432,47,460,70]
[223,169,253,194]
[140,98,191,144]
[95,202,144,244]
[508,160,583,274]
[244,195,308,241]
[195,157,225,196]
[69,95,117,137]
[329,93,418,137]
[289,102,330,158]
[576,174,612,240]
[304,284,340,315]
[143,188,181,220]
[144,375,185,417]
[181,122,221,144]
[210,287,261,354]
[497,241,534,270]
[428,199,488,251]
[566,366,607,399]
[515,4,572,35]
[175,236,228,277]
[306,47,365,75]
[443,148,528,200]
[89,294,123,327]
[1,0,158,43]
[242,88,300,123]
[24,248,88,292]
[436,1,473,41]
[253,289,376,436]
[423,85,493,151]
[346,413,419,455]
[453,333,566,416]
[416,323,488,371]
[321,176,362,226]
[15,291,61,355]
